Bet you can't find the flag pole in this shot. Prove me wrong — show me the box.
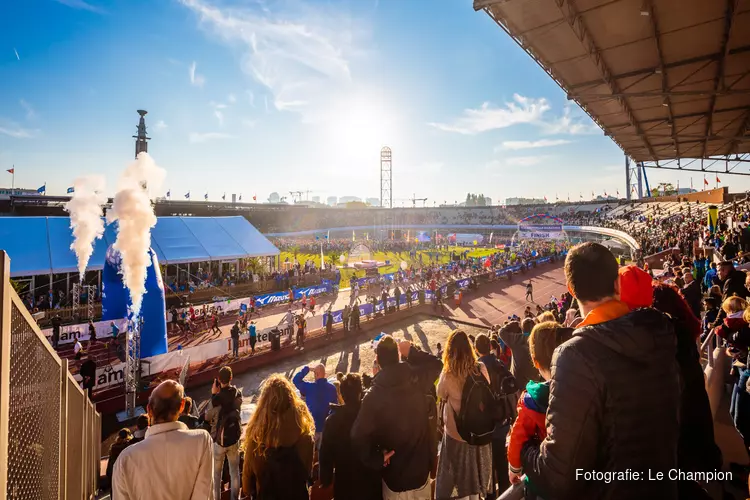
[11,165,14,191]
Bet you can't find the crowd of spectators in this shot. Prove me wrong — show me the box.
[102,231,750,499]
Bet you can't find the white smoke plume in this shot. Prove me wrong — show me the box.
[106,152,166,316]
[65,176,107,280]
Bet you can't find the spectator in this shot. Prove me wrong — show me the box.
[204,366,242,500]
[178,397,201,430]
[521,242,680,499]
[88,319,97,343]
[718,260,749,300]
[112,380,213,500]
[131,415,148,444]
[248,321,257,354]
[436,330,492,499]
[498,318,539,391]
[73,338,83,361]
[320,373,382,500]
[351,335,436,499]
[51,314,62,349]
[292,364,338,451]
[651,283,723,497]
[398,339,443,399]
[79,354,96,400]
[475,333,517,493]
[681,266,702,318]
[507,322,572,492]
[242,374,314,500]
[106,428,134,490]
[230,321,241,357]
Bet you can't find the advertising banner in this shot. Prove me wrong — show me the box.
[43,317,129,346]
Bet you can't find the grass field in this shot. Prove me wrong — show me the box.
[280,247,500,283]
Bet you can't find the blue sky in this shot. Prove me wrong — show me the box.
[0,0,724,204]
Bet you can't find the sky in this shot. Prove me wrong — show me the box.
[0,0,739,205]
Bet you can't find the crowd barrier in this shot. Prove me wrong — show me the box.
[0,251,101,500]
[79,255,560,392]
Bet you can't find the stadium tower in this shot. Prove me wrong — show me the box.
[133,110,150,159]
[380,147,392,209]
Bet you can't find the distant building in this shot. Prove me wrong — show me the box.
[326,196,338,206]
[268,192,281,204]
[505,197,546,206]
[365,197,380,207]
[311,196,321,203]
[485,197,492,206]
[339,196,362,204]
[0,188,42,201]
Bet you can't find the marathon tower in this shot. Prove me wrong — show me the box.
[133,110,150,159]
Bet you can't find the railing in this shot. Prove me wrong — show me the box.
[0,250,101,500]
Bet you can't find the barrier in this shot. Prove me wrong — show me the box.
[0,251,101,500]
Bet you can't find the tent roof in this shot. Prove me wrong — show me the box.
[476,0,750,166]
[0,216,279,277]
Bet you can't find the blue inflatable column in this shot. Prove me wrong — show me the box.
[102,246,168,358]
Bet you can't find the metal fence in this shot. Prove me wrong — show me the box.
[0,251,101,500]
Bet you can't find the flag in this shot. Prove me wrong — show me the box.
[204,193,208,200]
[239,194,242,201]
[166,189,170,198]
[579,193,583,199]
[616,189,620,196]
[544,195,547,202]
[36,185,45,194]
[222,193,226,201]
[489,232,494,244]
[703,176,709,186]
[716,175,721,184]
[185,191,190,199]
[604,191,608,197]
[591,191,595,198]
[67,187,74,194]
[6,168,13,174]
[326,230,330,240]
[253,194,257,201]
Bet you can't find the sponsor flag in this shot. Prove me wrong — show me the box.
[489,232,494,244]
[185,191,190,199]
[166,189,170,198]
[352,230,355,242]
[6,168,13,174]
[704,176,709,186]
[204,193,208,200]
[716,175,721,184]
[67,187,74,194]
[544,195,547,202]
[37,184,45,194]
[222,193,226,201]
[239,194,242,201]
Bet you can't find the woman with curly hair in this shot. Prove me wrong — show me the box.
[242,374,315,500]
[435,329,492,500]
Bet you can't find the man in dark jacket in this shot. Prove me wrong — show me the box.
[320,373,381,500]
[498,318,539,391]
[351,335,435,498]
[398,339,443,399]
[208,366,242,500]
[681,268,702,318]
[718,260,749,300]
[521,242,680,500]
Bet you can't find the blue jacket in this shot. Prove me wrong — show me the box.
[293,366,339,433]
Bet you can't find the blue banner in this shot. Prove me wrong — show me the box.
[254,283,332,307]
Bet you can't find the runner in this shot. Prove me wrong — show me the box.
[309,294,316,315]
[526,280,534,302]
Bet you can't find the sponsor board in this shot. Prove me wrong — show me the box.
[518,231,565,240]
[43,318,129,346]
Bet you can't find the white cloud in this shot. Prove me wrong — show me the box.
[505,156,548,166]
[19,99,36,120]
[53,0,103,13]
[178,0,361,123]
[189,132,233,143]
[428,95,550,135]
[214,110,224,125]
[242,118,257,128]
[246,90,255,107]
[153,120,167,131]
[0,120,38,139]
[189,61,206,87]
[227,93,237,103]
[13,48,19,61]
[499,139,570,151]
[542,106,600,135]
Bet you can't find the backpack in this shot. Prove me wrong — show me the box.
[453,366,497,446]
[213,387,242,447]
[483,357,519,424]
[258,445,309,500]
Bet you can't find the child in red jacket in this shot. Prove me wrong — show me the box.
[507,321,573,487]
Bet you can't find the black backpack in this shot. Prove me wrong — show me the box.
[213,388,242,447]
[258,445,309,500]
[483,357,519,424]
[454,366,497,446]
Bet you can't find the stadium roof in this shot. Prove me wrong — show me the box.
[476,0,750,171]
[0,216,279,277]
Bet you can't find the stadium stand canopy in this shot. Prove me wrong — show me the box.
[475,0,750,171]
[0,216,279,277]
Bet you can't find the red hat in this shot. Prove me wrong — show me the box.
[618,265,654,310]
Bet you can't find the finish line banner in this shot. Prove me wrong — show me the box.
[518,224,564,240]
